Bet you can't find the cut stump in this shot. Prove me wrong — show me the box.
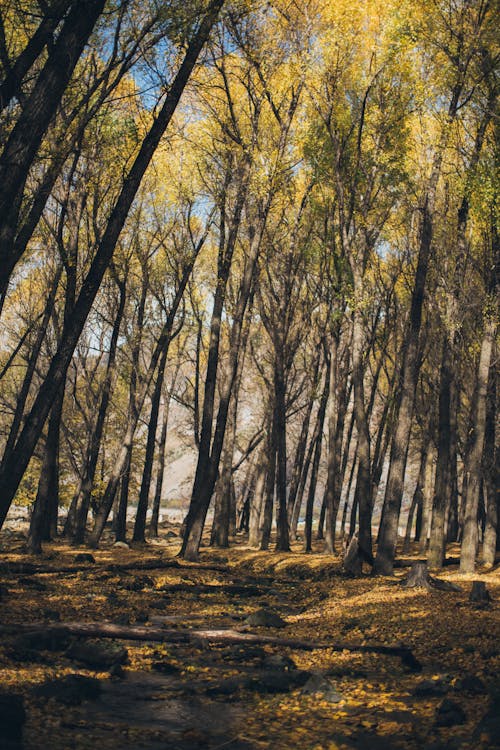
[401,562,462,592]
[469,581,491,606]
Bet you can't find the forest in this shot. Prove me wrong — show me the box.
[0,1,498,749]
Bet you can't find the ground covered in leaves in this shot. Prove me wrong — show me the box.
[0,526,499,750]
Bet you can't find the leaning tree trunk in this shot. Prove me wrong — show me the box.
[0,0,106,298]
[70,278,126,543]
[460,316,496,573]
[0,0,225,532]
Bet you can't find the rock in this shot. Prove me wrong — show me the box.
[124,576,154,591]
[7,645,47,663]
[473,695,500,748]
[108,663,125,679]
[165,531,178,539]
[251,669,310,694]
[262,653,297,671]
[73,553,95,564]
[412,678,450,697]
[66,640,128,669]
[115,613,130,626]
[150,598,169,610]
[206,676,250,697]
[18,576,47,591]
[151,661,180,675]
[435,698,466,727]
[454,675,487,694]
[113,541,130,550]
[42,608,61,621]
[221,645,267,662]
[245,608,287,628]
[301,672,343,703]
[33,674,101,705]
[12,630,70,653]
[0,692,25,742]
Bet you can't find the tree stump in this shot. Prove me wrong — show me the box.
[402,562,431,589]
[343,534,363,576]
[401,562,462,592]
[469,581,491,606]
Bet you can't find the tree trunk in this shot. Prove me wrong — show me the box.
[402,445,427,554]
[274,354,290,552]
[149,395,170,538]
[133,350,168,543]
[114,447,132,543]
[304,358,330,552]
[248,452,266,548]
[26,389,64,554]
[460,317,495,572]
[428,338,452,568]
[482,363,497,566]
[350,277,373,562]
[260,422,276,552]
[70,278,126,543]
[418,444,435,553]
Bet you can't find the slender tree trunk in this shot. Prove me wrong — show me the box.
[133,350,168,543]
[482,362,497,566]
[211,392,238,548]
[181,199,266,561]
[460,317,495,572]
[427,339,453,568]
[418,444,436,553]
[304,359,330,552]
[70,279,126,543]
[2,266,62,462]
[274,353,290,552]
[248,451,266,548]
[149,395,170,538]
[26,388,64,553]
[260,421,276,551]
[350,293,372,560]
[402,446,427,553]
[290,429,315,539]
[114,449,132,542]
[287,352,320,521]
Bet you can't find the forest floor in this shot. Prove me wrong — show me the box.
[0,525,499,750]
